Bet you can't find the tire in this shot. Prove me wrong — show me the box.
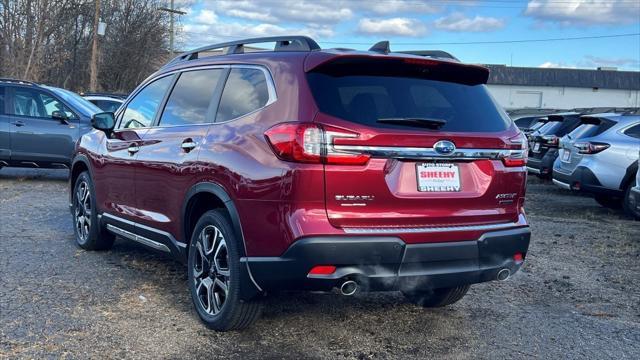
[594,195,622,209]
[403,285,470,308]
[622,185,639,220]
[187,209,261,331]
[72,171,115,250]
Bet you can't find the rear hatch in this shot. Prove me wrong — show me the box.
[305,55,527,233]
[529,113,581,160]
[556,115,617,173]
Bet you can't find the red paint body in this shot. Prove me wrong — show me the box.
[75,50,529,258]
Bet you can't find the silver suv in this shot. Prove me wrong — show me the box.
[629,159,640,219]
[552,114,640,214]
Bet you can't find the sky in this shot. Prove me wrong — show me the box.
[173,0,640,71]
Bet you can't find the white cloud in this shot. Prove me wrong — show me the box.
[194,10,217,25]
[525,0,640,25]
[362,0,441,15]
[210,0,353,25]
[434,12,505,32]
[357,18,427,37]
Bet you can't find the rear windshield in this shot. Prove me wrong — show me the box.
[306,73,510,132]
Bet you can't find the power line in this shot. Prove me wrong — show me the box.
[180,32,640,46]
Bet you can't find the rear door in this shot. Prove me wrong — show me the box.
[7,87,80,165]
[306,57,526,232]
[0,86,9,163]
[133,67,227,240]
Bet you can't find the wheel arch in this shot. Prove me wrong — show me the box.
[621,160,639,190]
[69,155,92,207]
[182,182,263,299]
[182,182,247,257]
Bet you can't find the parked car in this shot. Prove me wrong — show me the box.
[552,114,640,212]
[83,95,124,113]
[0,78,101,169]
[628,158,640,219]
[508,108,566,131]
[526,112,582,177]
[69,36,531,331]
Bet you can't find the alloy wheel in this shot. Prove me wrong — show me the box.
[193,225,230,315]
[74,180,92,243]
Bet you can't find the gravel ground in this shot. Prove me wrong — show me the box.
[1,168,639,359]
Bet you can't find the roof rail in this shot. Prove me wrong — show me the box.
[0,78,37,86]
[398,50,459,61]
[164,36,321,68]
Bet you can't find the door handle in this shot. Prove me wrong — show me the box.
[181,140,197,152]
[11,121,25,127]
[128,145,140,155]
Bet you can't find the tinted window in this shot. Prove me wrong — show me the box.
[160,69,224,126]
[93,100,122,113]
[306,73,509,132]
[625,124,640,139]
[120,76,173,129]
[216,68,270,122]
[11,88,75,119]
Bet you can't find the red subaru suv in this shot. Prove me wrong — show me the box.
[70,36,530,331]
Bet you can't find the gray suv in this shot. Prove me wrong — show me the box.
[0,78,100,169]
[552,114,640,214]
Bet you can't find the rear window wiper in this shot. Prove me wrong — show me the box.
[377,117,447,129]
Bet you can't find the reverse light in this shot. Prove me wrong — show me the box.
[574,141,610,154]
[264,122,370,165]
[308,265,336,276]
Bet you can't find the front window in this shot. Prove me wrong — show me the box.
[119,75,174,129]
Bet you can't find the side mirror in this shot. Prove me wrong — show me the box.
[91,112,115,135]
[52,110,69,123]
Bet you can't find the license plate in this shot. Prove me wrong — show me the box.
[561,149,571,162]
[417,163,461,192]
[532,143,541,152]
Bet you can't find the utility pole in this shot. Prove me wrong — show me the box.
[89,0,100,91]
[159,1,186,55]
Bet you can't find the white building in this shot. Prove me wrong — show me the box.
[485,65,640,110]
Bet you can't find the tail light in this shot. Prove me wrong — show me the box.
[264,122,370,165]
[574,141,610,154]
[502,133,528,167]
[541,135,559,147]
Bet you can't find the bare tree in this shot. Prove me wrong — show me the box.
[0,0,171,93]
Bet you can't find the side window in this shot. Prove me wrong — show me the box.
[159,69,224,126]
[624,124,640,139]
[119,76,173,129]
[216,68,270,122]
[11,88,75,119]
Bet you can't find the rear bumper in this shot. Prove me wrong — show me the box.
[243,227,531,294]
[552,166,622,196]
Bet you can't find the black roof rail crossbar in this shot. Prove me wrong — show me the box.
[398,50,459,61]
[0,78,37,85]
[166,36,321,67]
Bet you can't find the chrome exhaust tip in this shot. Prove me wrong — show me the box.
[340,280,358,296]
[497,268,511,281]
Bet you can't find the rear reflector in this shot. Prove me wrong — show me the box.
[308,265,337,275]
[513,253,524,263]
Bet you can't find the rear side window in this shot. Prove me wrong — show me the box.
[624,124,640,139]
[306,73,510,132]
[120,75,173,129]
[10,88,76,119]
[216,68,270,122]
[160,69,224,126]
